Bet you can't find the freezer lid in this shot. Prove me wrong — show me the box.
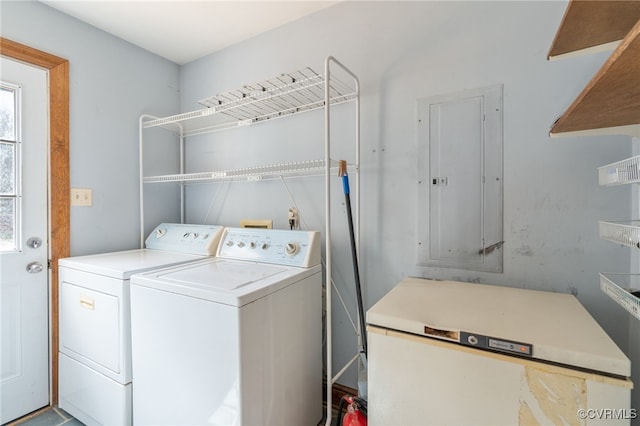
[366,277,631,377]
[58,249,206,279]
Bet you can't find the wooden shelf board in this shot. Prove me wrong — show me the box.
[550,18,640,135]
[548,0,640,59]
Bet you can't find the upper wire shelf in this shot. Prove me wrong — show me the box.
[142,67,357,137]
[598,155,640,186]
[143,159,356,184]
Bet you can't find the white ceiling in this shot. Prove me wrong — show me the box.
[41,1,338,65]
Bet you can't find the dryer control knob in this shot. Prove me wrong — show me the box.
[285,242,299,256]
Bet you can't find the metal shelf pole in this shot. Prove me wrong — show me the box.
[324,55,360,426]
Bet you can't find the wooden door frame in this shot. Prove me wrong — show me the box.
[1,37,69,406]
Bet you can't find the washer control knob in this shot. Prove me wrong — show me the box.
[285,242,299,256]
[226,240,234,247]
[155,228,167,238]
[183,232,191,238]
[237,242,245,248]
[467,335,479,345]
[250,242,256,249]
[261,243,268,250]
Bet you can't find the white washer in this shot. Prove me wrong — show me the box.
[130,227,323,426]
[58,223,224,426]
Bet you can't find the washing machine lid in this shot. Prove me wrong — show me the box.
[366,277,631,378]
[58,249,207,279]
[130,258,320,307]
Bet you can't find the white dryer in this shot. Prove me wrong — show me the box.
[58,223,224,426]
[130,227,323,426]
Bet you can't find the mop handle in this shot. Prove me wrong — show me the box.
[338,159,368,357]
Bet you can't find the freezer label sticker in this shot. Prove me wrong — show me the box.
[460,331,532,357]
[488,337,532,356]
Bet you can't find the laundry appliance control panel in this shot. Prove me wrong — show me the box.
[144,223,225,255]
[217,227,321,267]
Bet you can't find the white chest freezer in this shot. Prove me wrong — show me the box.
[366,277,633,426]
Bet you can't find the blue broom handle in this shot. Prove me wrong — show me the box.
[342,174,350,195]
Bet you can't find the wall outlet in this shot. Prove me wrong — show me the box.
[71,188,92,207]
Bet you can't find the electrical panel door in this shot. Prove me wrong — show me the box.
[417,85,503,272]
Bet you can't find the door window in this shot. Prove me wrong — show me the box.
[0,83,21,252]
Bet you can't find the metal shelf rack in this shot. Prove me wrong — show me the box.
[600,273,640,320]
[597,156,640,321]
[143,159,357,184]
[142,67,357,137]
[598,155,640,186]
[139,57,362,425]
[599,220,640,248]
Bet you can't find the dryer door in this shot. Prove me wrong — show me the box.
[59,268,127,381]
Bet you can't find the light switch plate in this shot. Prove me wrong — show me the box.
[71,188,92,207]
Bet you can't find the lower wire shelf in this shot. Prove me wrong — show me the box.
[599,273,640,320]
[143,159,356,184]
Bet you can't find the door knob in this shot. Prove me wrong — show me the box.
[26,262,44,274]
[26,237,43,249]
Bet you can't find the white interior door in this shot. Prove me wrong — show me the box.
[0,57,50,423]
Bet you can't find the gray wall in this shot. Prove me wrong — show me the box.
[2,0,636,410]
[0,1,181,255]
[179,0,635,392]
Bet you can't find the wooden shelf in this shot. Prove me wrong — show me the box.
[548,0,640,59]
[550,18,640,137]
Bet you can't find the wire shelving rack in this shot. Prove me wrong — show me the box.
[139,57,362,425]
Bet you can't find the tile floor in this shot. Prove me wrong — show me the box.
[8,407,83,426]
[9,405,335,426]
